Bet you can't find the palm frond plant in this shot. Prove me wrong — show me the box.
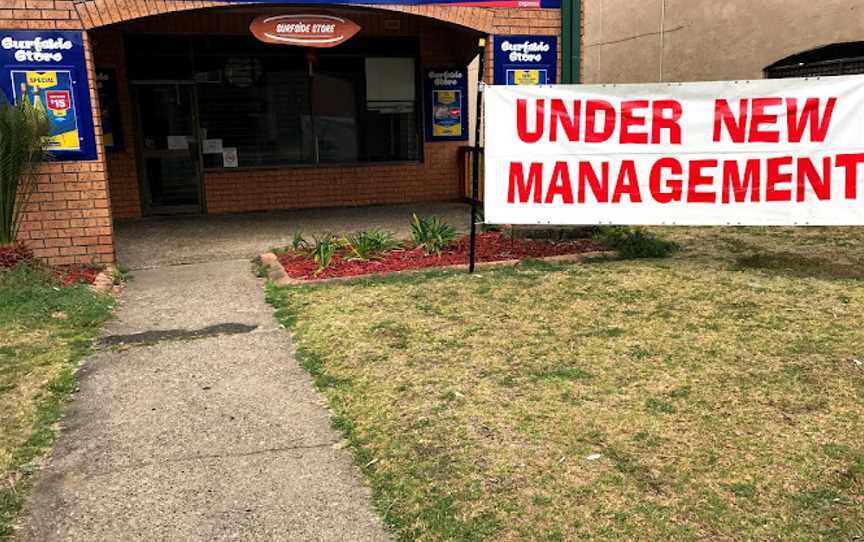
[0,97,50,247]
[310,234,341,274]
[291,230,309,253]
[344,228,401,261]
[410,214,458,256]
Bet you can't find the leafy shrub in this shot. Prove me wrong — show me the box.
[310,235,341,274]
[594,226,679,259]
[291,230,308,252]
[0,242,33,269]
[344,228,401,261]
[0,98,50,245]
[410,214,458,256]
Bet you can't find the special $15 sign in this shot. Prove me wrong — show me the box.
[483,76,864,225]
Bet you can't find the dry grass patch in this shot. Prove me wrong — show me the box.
[0,265,113,539]
[267,226,864,541]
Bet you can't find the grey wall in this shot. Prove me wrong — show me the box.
[582,0,864,83]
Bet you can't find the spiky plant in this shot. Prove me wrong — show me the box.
[310,234,341,274]
[0,97,50,246]
[410,214,457,256]
[344,228,401,261]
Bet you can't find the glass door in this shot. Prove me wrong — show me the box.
[134,83,203,215]
[311,56,363,163]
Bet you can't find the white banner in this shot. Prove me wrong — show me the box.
[484,76,864,225]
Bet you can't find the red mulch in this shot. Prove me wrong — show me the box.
[57,266,101,286]
[278,232,603,281]
[1,243,101,286]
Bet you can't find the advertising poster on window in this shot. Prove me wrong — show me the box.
[493,35,557,86]
[0,31,97,160]
[424,68,468,142]
[484,76,864,225]
[96,69,124,152]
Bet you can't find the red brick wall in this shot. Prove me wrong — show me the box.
[3,1,559,262]
[91,29,140,219]
[1,2,115,266]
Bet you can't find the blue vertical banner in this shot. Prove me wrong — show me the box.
[0,31,98,161]
[424,68,468,142]
[493,35,558,86]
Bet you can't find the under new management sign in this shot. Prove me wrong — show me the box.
[484,76,864,225]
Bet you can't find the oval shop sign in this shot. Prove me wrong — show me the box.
[250,14,361,48]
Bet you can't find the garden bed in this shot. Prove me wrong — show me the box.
[277,232,604,281]
[1,244,102,287]
[57,265,101,286]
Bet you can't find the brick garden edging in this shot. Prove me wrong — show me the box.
[90,266,116,293]
[260,250,617,286]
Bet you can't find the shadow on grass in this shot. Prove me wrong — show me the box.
[732,252,864,281]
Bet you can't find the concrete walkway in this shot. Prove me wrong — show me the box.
[116,202,469,270]
[17,260,389,541]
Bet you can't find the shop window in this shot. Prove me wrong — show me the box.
[364,57,418,161]
[127,35,421,168]
[196,51,314,168]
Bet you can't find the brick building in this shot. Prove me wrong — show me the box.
[1,0,572,265]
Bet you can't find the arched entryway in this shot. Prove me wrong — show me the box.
[74,0,494,34]
[86,4,488,219]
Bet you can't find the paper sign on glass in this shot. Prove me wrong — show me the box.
[203,139,223,154]
[167,135,188,150]
[223,147,239,168]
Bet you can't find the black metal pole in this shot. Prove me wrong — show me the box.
[469,37,487,273]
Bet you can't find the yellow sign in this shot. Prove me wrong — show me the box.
[26,71,59,89]
[432,90,463,137]
[512,69,541,86]
[12,70,81,152]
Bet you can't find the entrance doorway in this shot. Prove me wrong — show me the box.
[134,82,203,215]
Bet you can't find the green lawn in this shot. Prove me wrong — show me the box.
[267,226,864,541]
[0,265,113,538]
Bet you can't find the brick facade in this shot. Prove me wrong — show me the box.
[2,0,561,264]
[1,2,114,266]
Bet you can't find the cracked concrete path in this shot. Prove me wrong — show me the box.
[16,260,388,542]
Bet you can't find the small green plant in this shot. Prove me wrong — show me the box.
[594,226,678,259]
[310,234,341,274]
[411,214,458,256]
[344,228,401,261]
[253,256,269,278]
[112,264,131,285]
[291,230,308,252]
[0,97,50,246]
